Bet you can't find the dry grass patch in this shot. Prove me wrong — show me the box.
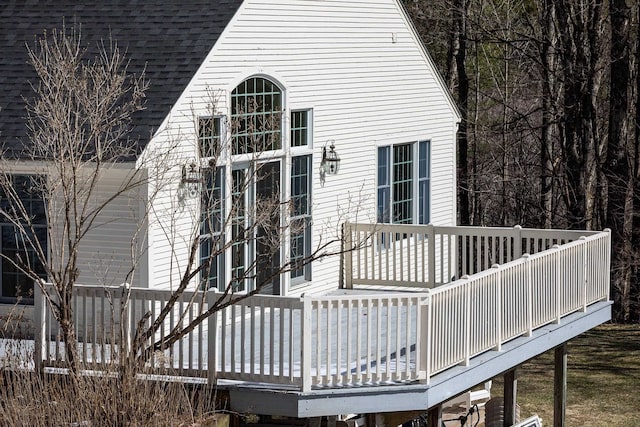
[494,323,640,426]
[0,370,220,426]
[0,359,221,427]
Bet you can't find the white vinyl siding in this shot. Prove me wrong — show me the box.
[143,0,458,295]
[71,167,146,289]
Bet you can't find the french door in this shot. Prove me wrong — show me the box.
[230,160,281,294]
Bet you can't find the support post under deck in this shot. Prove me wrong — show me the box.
[554,344,567,427]
[427,405,442,427]
[503,368,518,427]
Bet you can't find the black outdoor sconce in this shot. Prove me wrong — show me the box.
[321,141,340,175]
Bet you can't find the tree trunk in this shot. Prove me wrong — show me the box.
[631,6,640,323]
[554,0,603,230]
[539,0,557,228]
[605,0,633,321]
[454,0,471,225]
[445,2,459,91]
[59,303,79,372]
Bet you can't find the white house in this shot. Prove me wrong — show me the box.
[0,1,611,425]
[1,0,458,301]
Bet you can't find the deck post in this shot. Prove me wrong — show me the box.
[513,225,522,258]
[463,276,471,366]
[33,281,45,374]
[427,405,442,427]
[580,236,588,312]
[493,265,502,351]
[553,245,562,324]
[207,290,217,385]
[301,295,312,392]
[524,254,533,336]
[122,282,132,355]
[503,368,518,427]
[428,224,436,287]
[554,343,567,427]
[343,222,353,289]
[604,229,612,301]
[419,293,431,383]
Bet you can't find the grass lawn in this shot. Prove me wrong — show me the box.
[493,323,640,426]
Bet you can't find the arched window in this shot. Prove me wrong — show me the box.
[231,77,282,155]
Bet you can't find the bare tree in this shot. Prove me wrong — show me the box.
[0,26,148,369]
[405,0,640,320]
[537,0,560,228]
[0,25,350,375]
[453,0,471,225]
[605,0,634,322]
[554,0,606,230]
[129,111,343,368]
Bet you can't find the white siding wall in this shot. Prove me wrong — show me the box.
[75,167,147,288]
[144,0,458,295]
[0,162,146,293]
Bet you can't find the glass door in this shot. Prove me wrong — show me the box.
[255,161,281,294]
[230,161,281,293]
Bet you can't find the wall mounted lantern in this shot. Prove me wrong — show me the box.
[321,141,341,175]
[181,159,201,198]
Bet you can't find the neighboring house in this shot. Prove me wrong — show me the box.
[0,1,611,425]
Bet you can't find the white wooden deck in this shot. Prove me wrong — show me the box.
[31,224,612,415]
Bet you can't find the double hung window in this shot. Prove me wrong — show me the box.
[198,116,222,159]
[199,167,225,290]
[290,109,312,282]
[0,175,47,303]
[290,110,310,148]
[377,141,430,225]
[290,155,311,281]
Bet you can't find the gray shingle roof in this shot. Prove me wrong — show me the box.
[0,0,244,159]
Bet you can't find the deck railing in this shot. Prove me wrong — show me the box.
[425,232,610,375]
[344,223,605,289]
[34,225,610,391]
